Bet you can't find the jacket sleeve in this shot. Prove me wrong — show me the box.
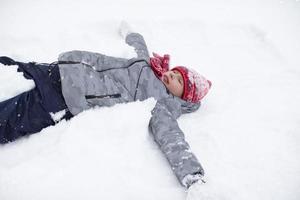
[58,32,149,70]
[58,50,128,71]
[148,97,204,188]
[125,33,149,59]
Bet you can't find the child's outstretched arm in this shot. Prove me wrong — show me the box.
[148,97,205,189]
[58,32,149,72]
[125,33,149,59]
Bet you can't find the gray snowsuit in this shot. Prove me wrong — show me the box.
[58,33,204,188]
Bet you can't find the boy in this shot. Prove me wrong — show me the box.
[0,27,211,189]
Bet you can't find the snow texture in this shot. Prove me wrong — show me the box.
[1,0,300,200]
[50,110,67,123]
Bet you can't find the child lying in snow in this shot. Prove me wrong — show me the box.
[0,25,211,189]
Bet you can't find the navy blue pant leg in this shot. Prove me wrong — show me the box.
[16,61,68,113]
[0,89,55,143]
[0,59,73,144]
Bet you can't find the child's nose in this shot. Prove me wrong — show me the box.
[174,73,180,79]
[170,73,174,80]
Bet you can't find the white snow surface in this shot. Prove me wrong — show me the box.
[0,0,300,199]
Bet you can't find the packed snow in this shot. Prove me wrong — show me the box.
[0,0,300,200]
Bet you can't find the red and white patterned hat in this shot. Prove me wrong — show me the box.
[172,66,212,103]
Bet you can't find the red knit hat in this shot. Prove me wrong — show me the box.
[172,66,212,103]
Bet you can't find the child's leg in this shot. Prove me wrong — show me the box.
[0,58,73,144]
[0,56,17,66]
[16,61,69,113]
[0,88,55,144]
[2,58,70,114]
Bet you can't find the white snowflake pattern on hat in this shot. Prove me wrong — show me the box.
[187,69,211,102]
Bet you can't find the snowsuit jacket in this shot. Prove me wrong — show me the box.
[58,33,204,188]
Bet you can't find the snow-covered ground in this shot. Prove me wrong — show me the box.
[0,0,300,199]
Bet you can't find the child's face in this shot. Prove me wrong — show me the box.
[162,70,184,98]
